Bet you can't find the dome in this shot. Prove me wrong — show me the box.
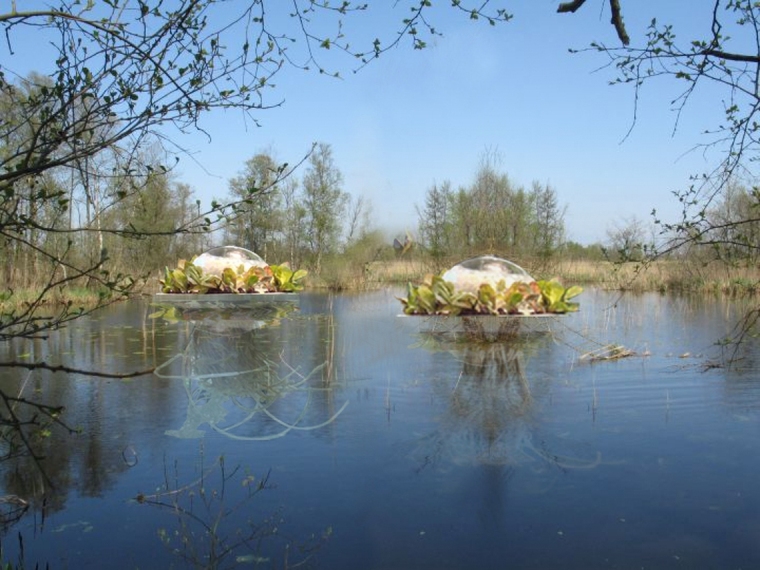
[441,255,533,294]
[193,246,268,276]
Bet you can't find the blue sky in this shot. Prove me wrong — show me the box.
[6,1,729,245]
[174,1,725,245]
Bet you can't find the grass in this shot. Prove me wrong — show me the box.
[549,258,760,295]
[0,286,126,312]
[317,256,760,297]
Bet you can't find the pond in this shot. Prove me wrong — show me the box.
[1,288,760,569]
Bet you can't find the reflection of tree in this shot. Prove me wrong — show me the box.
[413,320,600,470]
[155,304,347,440]
[135,452,330,569]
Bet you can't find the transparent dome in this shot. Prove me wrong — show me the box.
[193,245,267,276]
[441,255,533,294]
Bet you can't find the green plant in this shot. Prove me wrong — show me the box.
[160,259,220,293]
[400,274,582,316]
[536,279,583,313]
[270,263,308,292]
[400,274,477,316]
[160,260,308,294]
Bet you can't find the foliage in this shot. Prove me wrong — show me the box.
[416,153,566,260]
[576,1,760,267]
[536,279,584,314]
[400,273,582,316]
[271,264,309,293]
[302,142,349,274]
[225,152,284,260]
[160,259,307,294]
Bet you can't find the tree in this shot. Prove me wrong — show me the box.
[571,1,760,261]
[226,152,284,261]
[417,181,453,260]
[280,178,308,269]
[418,154,567,260]
[302,143,348,274]
[605,216,648,262]
[345,194,372,248]
[529,181,566,259]
[704,181,760,264]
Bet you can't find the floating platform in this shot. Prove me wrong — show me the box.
[153,292,298,309]
[398,313,562,341]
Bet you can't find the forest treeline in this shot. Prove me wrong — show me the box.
[4,119,760,297]
[3,76,760,296]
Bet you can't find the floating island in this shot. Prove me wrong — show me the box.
[158,246,306,296]
[153,246,307,312]
[399,255,582,317]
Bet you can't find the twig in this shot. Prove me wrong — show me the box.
[0,361,155,378]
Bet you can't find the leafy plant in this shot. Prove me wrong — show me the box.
[400,274,477,316]
[161,259,220,294]
[400,274,582,315]
[160,259,308,294]
[537,279,583,313]
[270,263,309,292]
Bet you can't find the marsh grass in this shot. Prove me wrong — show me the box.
[0,286,116,312]
[308,256,760,295]
[312,257,436,291]
[551,259,760,295]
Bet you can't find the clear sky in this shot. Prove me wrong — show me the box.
[7,1,729,245]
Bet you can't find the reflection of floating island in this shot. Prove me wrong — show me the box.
[400,255,582,318]
[153,292,298,308]
[151,295,298,332]
[400,313,559,342]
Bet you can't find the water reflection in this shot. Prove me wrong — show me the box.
[152,301,348,440]
[134,452,330,568]
[411,316,599,470]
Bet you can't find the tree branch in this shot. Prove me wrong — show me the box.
[0,361,155,378]
[609,0,629,45]
[557,0,629,45]
[557,0,587,13]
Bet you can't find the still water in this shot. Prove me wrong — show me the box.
[1,289,760,569]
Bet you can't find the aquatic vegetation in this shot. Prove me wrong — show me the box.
[399,273,582,316]
[270,263,309,293]
[160,258,307,294]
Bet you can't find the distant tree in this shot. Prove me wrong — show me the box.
[280,178,308,269]
[605,216,649,262]
[417,181,453,260]
[226,152,284,261]
[468,160,513,252]
[704,181,760,264]
[419,154,567,260]
[529,181,566,259]
[449,188,475,255]
[562,240,606,261]
[302,143,348,273]
[345,194,373,248]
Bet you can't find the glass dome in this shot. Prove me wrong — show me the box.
[441,255,533,294]
[193,245,267,276]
